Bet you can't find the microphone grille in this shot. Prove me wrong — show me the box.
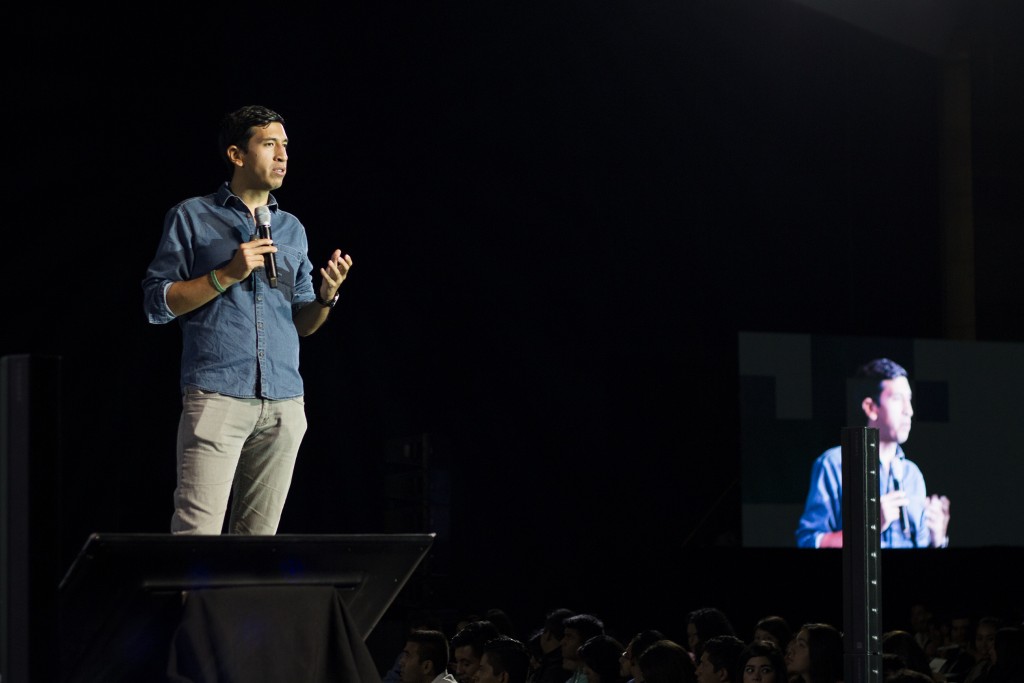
[254,205,272,227]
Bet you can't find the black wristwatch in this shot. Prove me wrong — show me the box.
[315,292,339,309]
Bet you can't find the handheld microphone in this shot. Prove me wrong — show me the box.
[254,206,278,288]
[891,459,911,537]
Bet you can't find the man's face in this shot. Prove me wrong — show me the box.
[950,618,971,645]
[540,629,561,654]
[454,644,482,683]
[865,376,913,444]
[561,628,583,665]
[234,121,288,192]
[696,651,722,683]
[474,653,505,683]
[400,642,427,683]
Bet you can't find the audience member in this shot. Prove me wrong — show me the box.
[882,630,942,682]
[882,654,910,680]
[753,617,793,651]
[477,635,533,683]
[965,618,1004,683]
[487,609,520,638]
[640,640,698,683]
[451,620,501,683]
[785,624,844,683]
[623,630,669,683]
[579,635,629,683]
[739,640,787,683]
[936,615,977,682]
[529,608,576,683]
[696,636,746,683]
[911,605,937,653]
[400,629,458,683]
[384,614,446,683]
[688,608,738,660]
[976,627,1024,683]
[562,614,607,683]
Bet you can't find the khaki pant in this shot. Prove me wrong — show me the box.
[171,387,307,535]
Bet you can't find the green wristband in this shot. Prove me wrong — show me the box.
[209,269,227,294]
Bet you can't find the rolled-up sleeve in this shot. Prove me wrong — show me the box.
[142,205,196,324]
[795,449,842,548]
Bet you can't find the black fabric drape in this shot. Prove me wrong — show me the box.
[166,586,382,683]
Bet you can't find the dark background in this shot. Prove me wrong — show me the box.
[5,0,1024,655]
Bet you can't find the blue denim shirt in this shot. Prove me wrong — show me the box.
[142,183,316,399]
[795,445,932,549]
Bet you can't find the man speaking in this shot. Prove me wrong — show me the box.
[795,358,951,548]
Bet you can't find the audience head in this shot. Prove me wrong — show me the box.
[786,624,844,683]
[739,640,787,683]
[881,630,932,679]
[451,619,501,683]
[541,608,576,655]
[975,617,1003,661]
[640,639,697,683]
[562,614,606,669]
[476,635,531,683]
[486,608,518,638]
[881,653,907,680]
[624,630,668,682]
[696,635,746,683]
[579,634,628,683]
[949,616,973,648]
[401,629,450,683]
[688,608,737,659]
[753,616,793,651]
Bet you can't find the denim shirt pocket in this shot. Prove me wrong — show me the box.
[273,244,304,300]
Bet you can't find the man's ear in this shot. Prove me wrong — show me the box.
[498,671,510,683]
[420,659,434,678]
[716,668,731,683]
[226,145,246,168]
[861,396,878,422]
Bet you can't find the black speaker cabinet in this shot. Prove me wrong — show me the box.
[1,354,63,683]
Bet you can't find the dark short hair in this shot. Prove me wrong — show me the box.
[578,635,626,683]
[630,629,667,663]
[482,636,531,683]
[687,607,736,659]
[702,635,746,683]
[563,614,605,644]
[217,105,285,168]
[544,608,575,640]
[640,640,696,683]
[451,620,501,659]
[407,629,449,676]
[855,358,909,402]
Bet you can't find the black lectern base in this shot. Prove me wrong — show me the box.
[58,533,435,683]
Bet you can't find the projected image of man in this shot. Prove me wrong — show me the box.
[795,358,951,549]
